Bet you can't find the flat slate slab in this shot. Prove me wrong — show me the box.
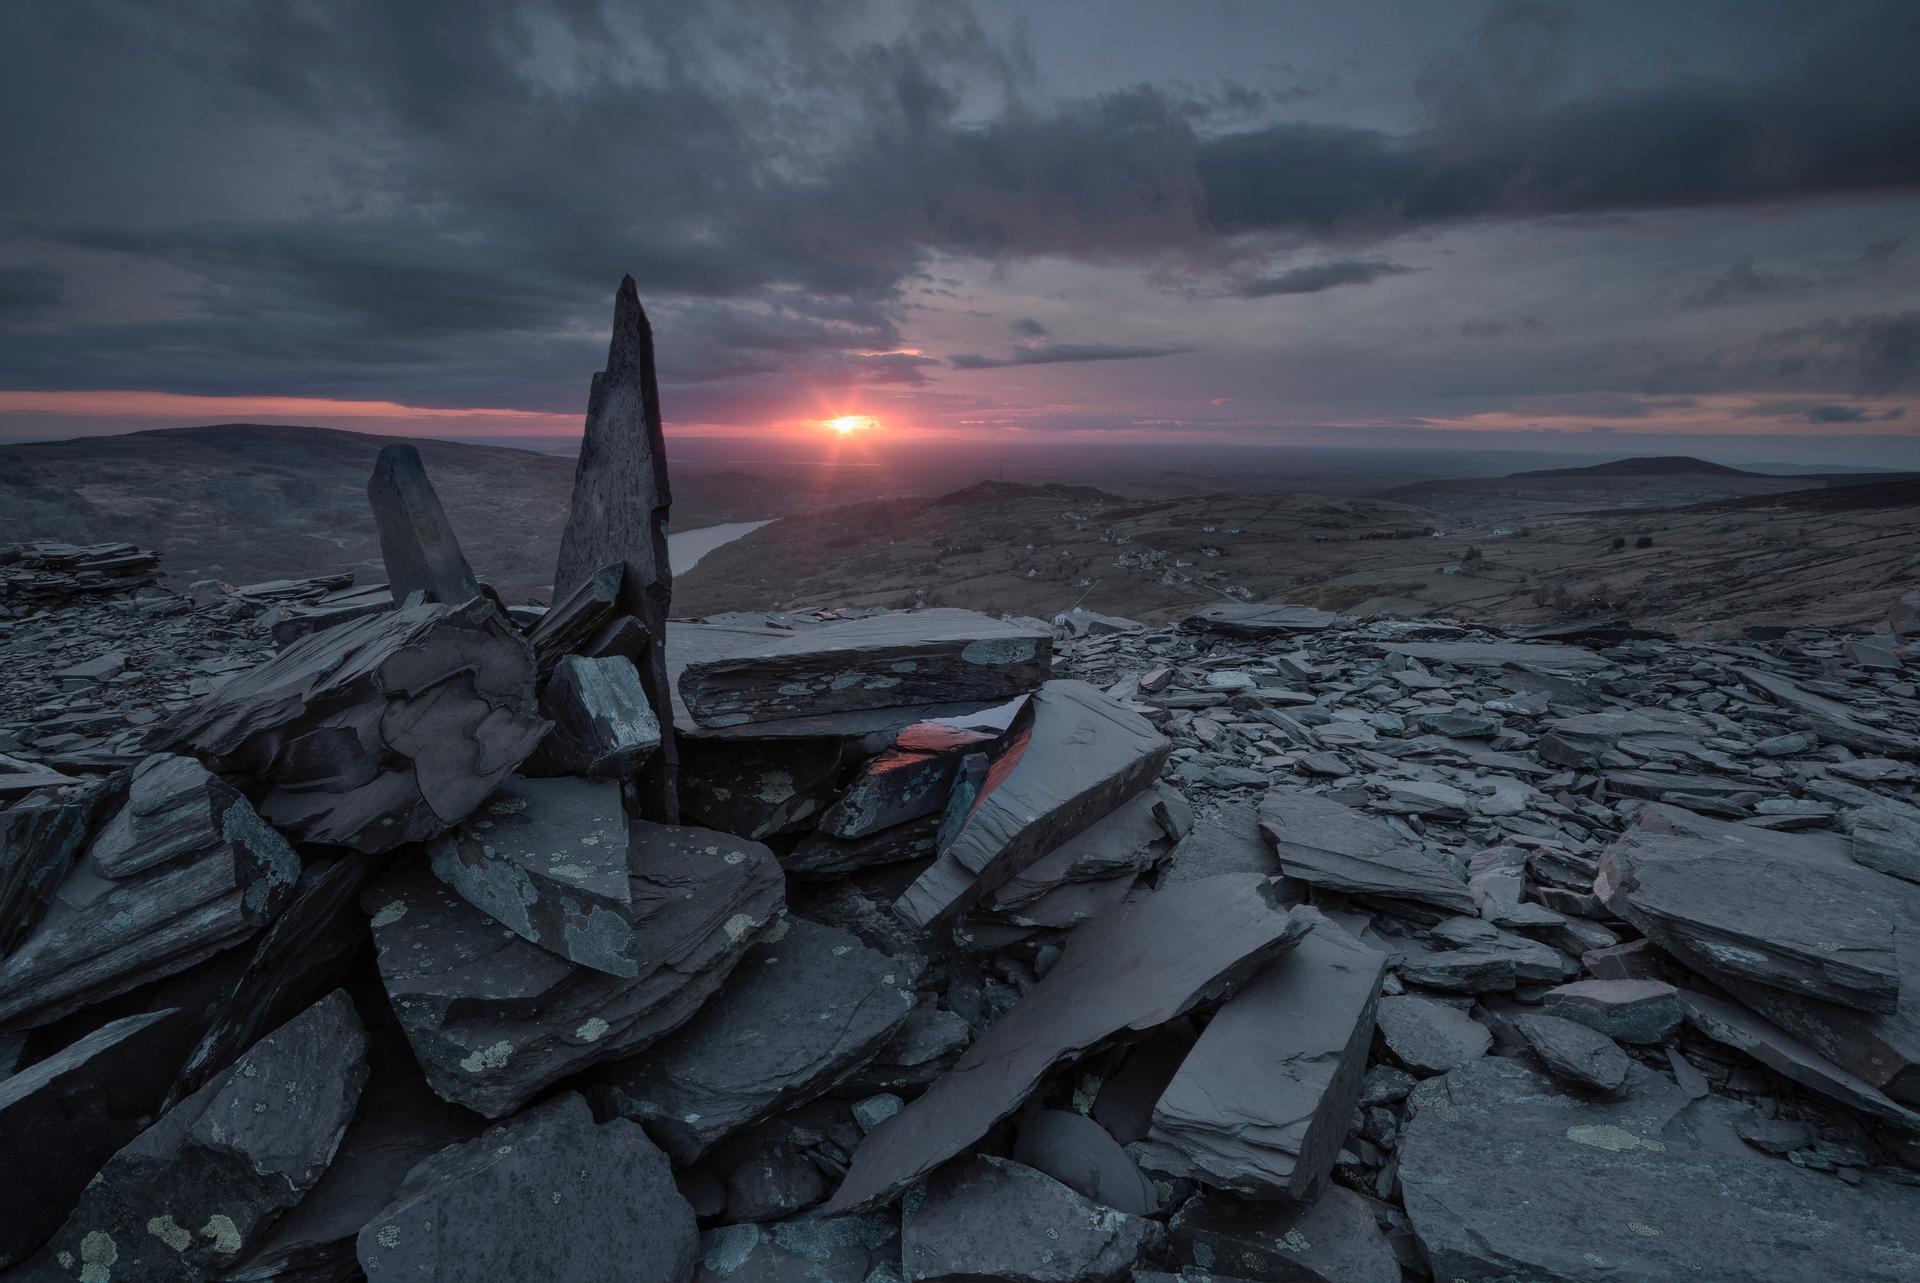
[1183,603,1353,637]
[1145,909,1387,1201]
[825,873,1310,1214]
[896,680,1170,935]
[366,821,784,1117]
[1736,665,1912,755]
[1257,788,1475,917]
[1598,824,1902,1014]
[1375,995,1492,1075]
[1399,1056,1920,1283]
[677,608,1050,728]
[426,775,640,976]
[358,1093,696,1283]
[587,917,916,1163]
[1375,639,1612,673]
[900,1155,1162,1283]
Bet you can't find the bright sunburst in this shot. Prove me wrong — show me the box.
[824,414,878,435]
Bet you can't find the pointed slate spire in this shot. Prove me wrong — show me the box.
[553,275,678,820]
[367,443,483,604]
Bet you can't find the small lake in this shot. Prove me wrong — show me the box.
[668,519,776,574]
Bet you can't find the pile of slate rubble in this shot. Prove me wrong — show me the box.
[5,289,1920,1283]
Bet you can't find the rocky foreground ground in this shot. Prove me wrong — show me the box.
[4,533,1920,1282]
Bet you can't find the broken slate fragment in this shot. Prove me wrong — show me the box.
[678,608,1051,728]
[366,442,484,606]
[693,1212,900,1283]
[39,991,368,1283]
[358,1092,696,1283]
[901,1155,1162,1283]
[367,820,783,1117]
[1257,787,1474,917]
[426,774,639,976]
[828,874,1310,1213]
[1514,1013,1630,1094]
[1540,979,1682,1045]
[588,917,916,1163]
[1183,602,1353,637]
[1145,909,1387,1201]
[1374,995,1492,1075]
[524,653,662,778]
[817,721,1000,840]
[896,680,1170,935]
[0,777,113,954]
[1166,1185,1399,1283]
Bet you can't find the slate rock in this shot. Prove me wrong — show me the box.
[1399,1056,1920,1282]
[1165,1185,1399,1283]
[1158,802,1278,887]
[366,820,783,1117]
[1145,910,1387,1201]
[527,562,623,679]
[1514,1013,1630,1094]
[366,443,483,606]
[1184,603,1352,638]
[1735,665,1911,756]
[1257,788,1474,917]
[693,1213,900,1283]
[1091,1024,1196,1146]
[1844,800,1920,885]
[589,917,915,1163]
[357,1092,697,1283]
[525,653,661,778]
[38,991,368,1282]
[896,680,1169,936]
[1540,979,1683,1045]
[156,598,547,854]
[426,774,640,976]
[901,1155,1162,1283]
[1013,1110,1156,1215]
[679,608,1050,729]
[817,722,1000,840]
[0,778,112,955]
[1374,995,1491,1075]
[0,1008,187,1269]
[827,874,1311,1213]
[725,1142,829,1223]
[0,754,301,1029]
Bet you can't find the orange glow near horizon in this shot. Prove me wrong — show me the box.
[823,414,880,436]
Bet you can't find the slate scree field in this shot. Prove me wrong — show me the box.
[7,277,1920,1283]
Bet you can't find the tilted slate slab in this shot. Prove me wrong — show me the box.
[367,821,783,1117]
[1597,823,1902,1014]
[1736,664,1912,756]
[366,442,483,606]
[1399,1056,1920,1283]
[0,754,301,1029]
[37,991,368,1283]
[0,776,114,954]
[677,608,1050,729]
[358,1093,696,1283]
[895,680,1170,935]
[816,722,1000,840]
[156,598,547,854]
[426,775,640,976]
[1183,603,1353,637]
[1256,787,1475,917]
[1144,909,1387,1201]
[587,917,915,1163]
[824,873,1312,1213]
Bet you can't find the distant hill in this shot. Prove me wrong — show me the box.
[0,423,793,600]
[1507,455,1758,480]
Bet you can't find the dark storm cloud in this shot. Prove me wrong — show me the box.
[1802,402,1906,424]
[1230,259,1413,298]
[1009,318,1051,338]
[0,264,64,322]
[1700,312,1920,396]
[1685,258,1815,308]
[947,343,1192,370]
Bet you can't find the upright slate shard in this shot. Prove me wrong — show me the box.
[38,991,368,1283]
[426,775,640,976]
[0,777,113,954]
[0,754,301,1029]
[552,275,678,820]
[367,821,783,1117]
[1257,788,1475,917]
[677,609,1051,728]
[1144,909,1387,1201]
[895,680,1170,936]
[900,1155,1162,1283]
[357,1093,697,1283]
[1399,1057,1920,1283]
[0,1008,186,1270]
[524,654,661,778]
[156,598,547,854]
[365,443,483,605]
[590,917,915,1163]
[825,874,1311,1214]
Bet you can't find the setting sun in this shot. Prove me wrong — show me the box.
[824,414,878,435]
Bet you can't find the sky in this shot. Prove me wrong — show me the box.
[1,0,1917,464]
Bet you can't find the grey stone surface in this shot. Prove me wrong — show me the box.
[0,778,111,954]
[1147,911,1387,1201]
[426,774,639,976]
[1258,788,1474,916]
[1166,1185,1399,1283]
[679,608,1050,729]
[1374,995,1491,1075]
[1400,1056,1920,1282]
[589,917,915,1163]
[1183,603,1353,637]
[525,653,661,778]
[693,1213,900,1283]
[901,1155,1161,1283]
[1541,979,1683,1044]
[550,275,679,820]
[896,680,1170,935]
[38,991,368,1283]
[724,1142,828,1222]
[358,1092,696,1283]
[1678,987,1920,1127]
[367,820,783,1117]
[1013,1110,1156,1215]
[156,598,547,853]
[366,443,483,606]
[1159,802,1278,886]
[827,874,1310,1213]
[1515,1012,1631,1094]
